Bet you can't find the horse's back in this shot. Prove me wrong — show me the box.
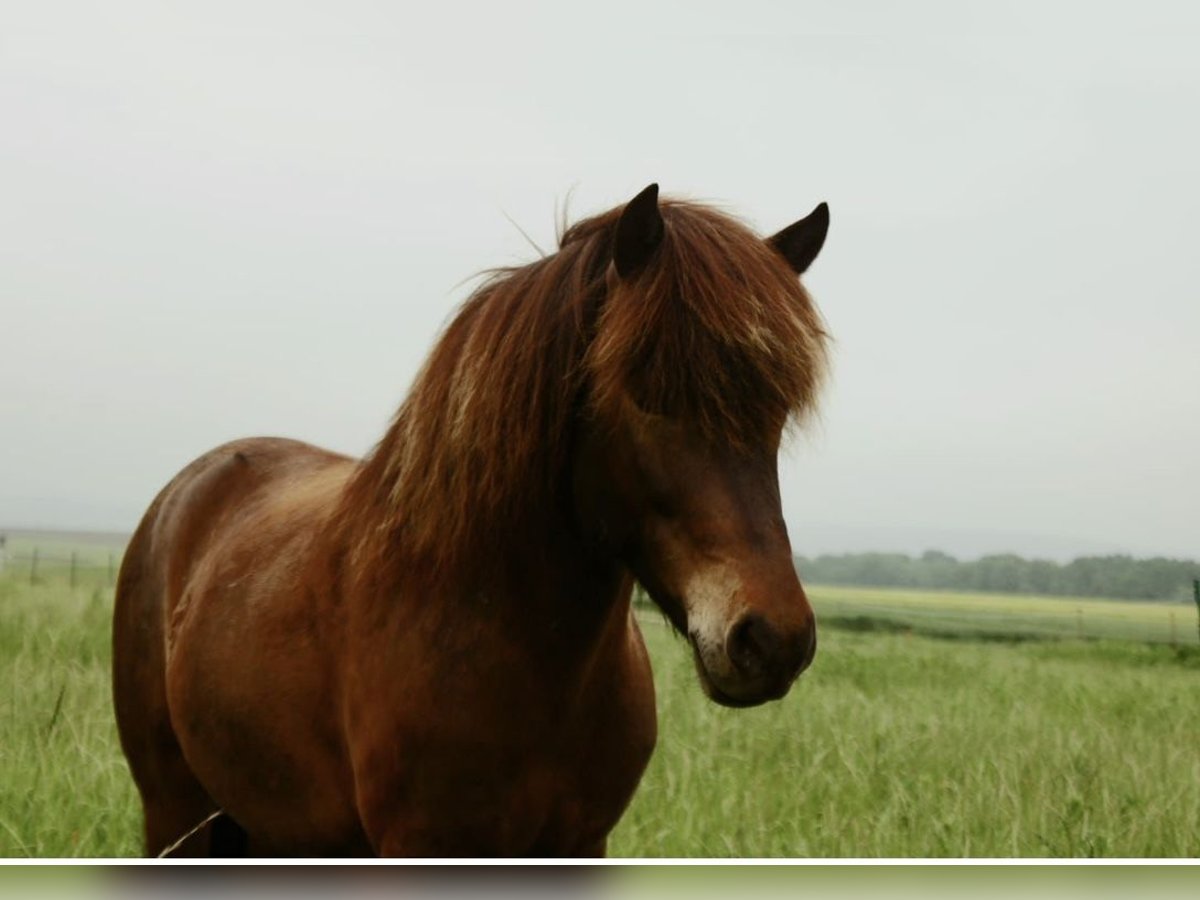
[115,436,352,653]
[112,436,361,855]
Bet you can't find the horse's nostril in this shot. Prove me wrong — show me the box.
[726,613,778,677]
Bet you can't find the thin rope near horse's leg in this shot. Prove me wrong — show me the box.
[157,809,223,858]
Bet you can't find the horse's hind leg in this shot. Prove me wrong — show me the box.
[113,511,236,857]
[139,749,222,857]
[115,629,226,856]
[145,805,248,858]
[136,728,246,856]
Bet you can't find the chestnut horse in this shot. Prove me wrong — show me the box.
[112,184,831,857]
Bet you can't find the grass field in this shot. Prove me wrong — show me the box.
[613,617,1200,856]
[0,580,139,856]
[2,570,1199,857]
[809,584,1199,646]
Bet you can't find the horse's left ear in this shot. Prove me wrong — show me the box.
[613,183,665,278]
[769,202,829,274]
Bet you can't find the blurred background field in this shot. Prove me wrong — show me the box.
[1,532,1198,857]
[812,584,1198,646]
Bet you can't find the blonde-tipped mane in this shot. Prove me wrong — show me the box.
[341,197,829,574]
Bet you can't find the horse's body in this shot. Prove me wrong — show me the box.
[114,437,652,854]
[113,185,830,856]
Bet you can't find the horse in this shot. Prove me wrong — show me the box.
[111,183,831,857]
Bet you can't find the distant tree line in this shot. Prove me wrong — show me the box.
[794,551,1199,602]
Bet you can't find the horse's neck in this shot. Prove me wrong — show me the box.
[443,533,632,639]
[501,538,633,635]
[342,514,635,678]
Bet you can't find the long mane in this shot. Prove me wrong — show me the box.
[340,197,829,576]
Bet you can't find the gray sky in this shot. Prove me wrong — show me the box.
[2,2,1198,560]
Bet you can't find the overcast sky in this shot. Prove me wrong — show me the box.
[2,2,1197,560]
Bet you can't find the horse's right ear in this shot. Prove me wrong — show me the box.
[613,183,664,278]
[769,202,830,274]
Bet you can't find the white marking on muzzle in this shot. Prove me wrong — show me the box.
[683,564,743,675]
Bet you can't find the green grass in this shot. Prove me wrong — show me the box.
[2,574,1198,857]
[0,578,140,856]
[610,618,1200,857]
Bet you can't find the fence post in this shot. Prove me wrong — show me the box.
[1193,579,1199,644]
[30,548,39,586]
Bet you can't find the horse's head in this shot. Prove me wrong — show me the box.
[574,184,830,707]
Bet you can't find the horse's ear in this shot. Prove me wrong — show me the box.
[613,183,664,278]
[769,202,829,274]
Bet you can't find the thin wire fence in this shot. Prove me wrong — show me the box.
[1,552,120,590]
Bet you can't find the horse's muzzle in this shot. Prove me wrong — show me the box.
[691,611,816,708]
